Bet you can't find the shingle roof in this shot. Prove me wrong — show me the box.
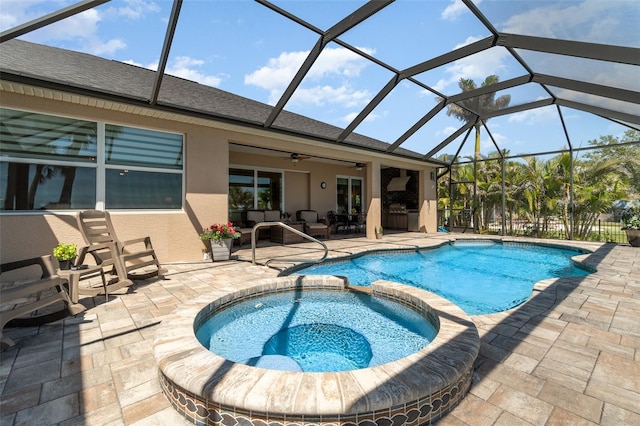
[0,39,426,162]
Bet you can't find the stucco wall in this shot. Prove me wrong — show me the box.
[0,92,228,263]
[1,89,440,264]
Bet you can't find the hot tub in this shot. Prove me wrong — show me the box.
[153,275,479,425]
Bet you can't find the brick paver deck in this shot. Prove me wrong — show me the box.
[1,233,638,425]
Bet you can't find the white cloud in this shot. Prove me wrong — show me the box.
[500,0,633,45]
[107,0,161,21]
[441,0,481,21]
[134,56,224,87]
[0,0,160,56]
[245,46,374,106]
[165,56,224,87]
[508,104,557,125]
[432,40,510,93]
[293,85,372,108]
[437,126,459,138]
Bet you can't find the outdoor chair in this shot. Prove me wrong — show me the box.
[73,241,134,299]
[1,255,85,350]
[296,210,330,238]
[238,209,282,244]
[77,210,167,280]
[327,211,348,234]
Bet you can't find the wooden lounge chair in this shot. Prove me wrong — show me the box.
[1,255,85,350]
[71,241,134,301]
[296,210,330,238]
[77,210,167,280]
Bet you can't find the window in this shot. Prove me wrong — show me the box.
[229,168,283,220]
[0,108,183,211]
[336,176,363,214]
[104,124,183,209]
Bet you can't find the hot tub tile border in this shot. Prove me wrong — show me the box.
[160,369,472,426]
[155,276,479,424]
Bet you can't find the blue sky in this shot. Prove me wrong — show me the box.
[1,0,638,161]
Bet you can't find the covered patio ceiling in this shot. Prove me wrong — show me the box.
[1,0,638,165]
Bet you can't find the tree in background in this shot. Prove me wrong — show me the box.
[443,75,511,231]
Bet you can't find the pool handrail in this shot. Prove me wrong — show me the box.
[251,221,328,266]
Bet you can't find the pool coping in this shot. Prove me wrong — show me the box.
[153,275,480,424]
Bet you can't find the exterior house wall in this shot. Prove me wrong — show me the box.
[0,89,440,264]
[0,92,228,263]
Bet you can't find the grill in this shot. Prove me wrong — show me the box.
[389,203,407,214]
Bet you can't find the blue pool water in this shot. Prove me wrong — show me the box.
[196,290,438,372]
[290,242,590,315]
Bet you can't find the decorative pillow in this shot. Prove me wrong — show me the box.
[299,211,318,223]
[264,210,281,222]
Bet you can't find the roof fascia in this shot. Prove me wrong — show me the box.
[498,33,640,66]
[0,0,110,43]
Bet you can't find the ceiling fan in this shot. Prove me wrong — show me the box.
[285,153,311,164]
[350,162,366,171]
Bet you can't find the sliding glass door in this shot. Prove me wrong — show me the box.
[336,176,363,214]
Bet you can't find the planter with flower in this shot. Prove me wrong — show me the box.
[52,243,78,270]
[622,215,640,247]
[199,222,240,261]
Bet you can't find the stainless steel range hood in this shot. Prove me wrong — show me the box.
[387,176,410,191]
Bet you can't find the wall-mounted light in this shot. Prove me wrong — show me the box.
[430,171,435,181]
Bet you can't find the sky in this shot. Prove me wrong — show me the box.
[1,0,638,161]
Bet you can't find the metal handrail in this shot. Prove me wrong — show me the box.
[251,221,328,266]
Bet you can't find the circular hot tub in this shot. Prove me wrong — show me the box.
[154,276,479,425]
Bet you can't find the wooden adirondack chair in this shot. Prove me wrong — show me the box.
[77,210,167,281]
[1,255,85,350]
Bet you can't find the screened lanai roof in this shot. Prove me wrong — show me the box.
[0,0,638,165]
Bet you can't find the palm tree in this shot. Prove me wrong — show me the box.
[443,75,511,231]
[445,75,511,161]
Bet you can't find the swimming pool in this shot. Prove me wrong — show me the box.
[288,241,591,315]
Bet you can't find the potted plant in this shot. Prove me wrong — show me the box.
[199,222,240,261]
[375,226,383,239]
[622,215,640,247]
[52,243,78,269]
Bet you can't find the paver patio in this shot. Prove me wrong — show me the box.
[1,233,638,425]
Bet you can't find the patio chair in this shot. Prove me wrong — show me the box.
[296,210,330,238]
[73,241,134,299]
[77,210,167,280]
[1,255,85,350]
[327,211,348,234]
